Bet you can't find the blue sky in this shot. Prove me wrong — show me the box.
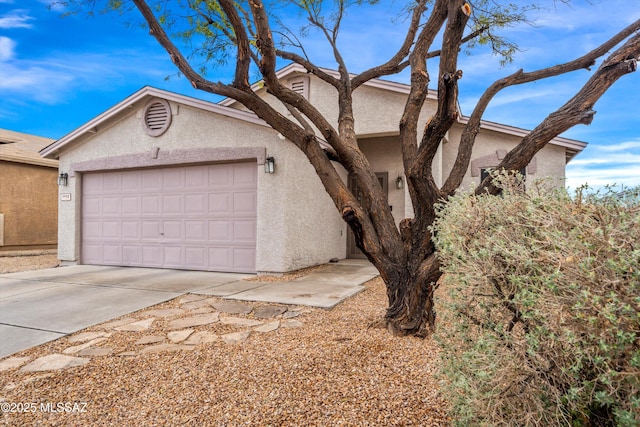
[1,0,639,190]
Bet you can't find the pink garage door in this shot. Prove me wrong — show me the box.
[82,163,257,273]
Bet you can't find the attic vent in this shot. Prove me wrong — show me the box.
[290,76,309,99]
[143,99,172,137]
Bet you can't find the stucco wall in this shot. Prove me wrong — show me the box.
[57,99,345,273]
[442,124,568,190]
[357,136,407,225]
[0,161,58,250]
[242,73,437,139]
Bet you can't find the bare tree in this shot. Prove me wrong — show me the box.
[63,0,640,336]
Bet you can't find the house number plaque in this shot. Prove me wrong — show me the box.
[60,193,72,201]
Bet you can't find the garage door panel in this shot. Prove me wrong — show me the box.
[162,194,183,214]
[84,197,102,215]
[103,245,121,263]
[121,171,141,192]
[163,246,184,267]
[122,246,140,264]
[209,247,232,270]
[234,220,257,241]
[141,195,161,214]
[185,247,207,268]
[163,221,182,239]
[233,163,257,186]
[142,170,162,191]
[209,220,232,242]
[83,244,102,261]
[83,174,102,192]
[122,196,140,214]
[185,166,208,188]
[162,168,184,189]
[102,221,120,239]
[82,162,256,273]
[103,174,123,192]
[142,221,162,239]
[233,191,257,213]
[121,221,139,239]
[84,221,102,239]
[209,166,232,187]
[141,246,163,266]
[185,221,207,241]
[234,248,257,271]
[185,193,207,214]
[101,197,121,215]
[209,193,231,213]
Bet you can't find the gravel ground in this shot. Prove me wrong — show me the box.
[0,253,59,274]
[0,256,450,426]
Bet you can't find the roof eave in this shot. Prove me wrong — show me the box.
[0,154,58,168]
[457,116,588,154]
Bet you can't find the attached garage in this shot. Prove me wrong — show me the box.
[81,162,257,273]
[40,85,350,274]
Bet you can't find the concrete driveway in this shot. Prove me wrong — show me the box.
[0,260,378,358]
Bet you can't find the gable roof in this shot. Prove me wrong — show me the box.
[41,66,587,161]
[226,63,586,160]
[40,86,270,159]
[0,128,58,168]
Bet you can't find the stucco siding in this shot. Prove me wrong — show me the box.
[237,72,437,140]
[0,161,58,250]
[56,99,345,273]
[357,136,406,226]
[442,125,567,190]
[269,149,347,273]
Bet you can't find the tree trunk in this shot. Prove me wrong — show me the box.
[383,252,442,337]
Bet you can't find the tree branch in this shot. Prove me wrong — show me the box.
[217,0,251,89]
[443,18,640,195]
[351,0,429,90]
[399,0,449,212]
[477,33,640,195]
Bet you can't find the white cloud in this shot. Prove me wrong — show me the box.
[594,140,640,152]
[0,49,177,104]
[566,164,640,190]
[0,61,75,103]
[0,36,16,61]
[0,10,34,29]
[530,0,640,32]
[569,153,640,167]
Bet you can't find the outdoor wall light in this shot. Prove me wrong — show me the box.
[58,173,69,186]
[264,157,275,174]
[395,176,404,190]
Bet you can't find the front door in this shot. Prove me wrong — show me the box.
[347,172,388,258]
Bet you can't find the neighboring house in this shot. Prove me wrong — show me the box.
[0,128,58,252]
[40,64,586,274]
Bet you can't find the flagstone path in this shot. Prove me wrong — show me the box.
[0,294,312,374]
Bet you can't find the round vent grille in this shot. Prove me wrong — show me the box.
[143,99,172,137]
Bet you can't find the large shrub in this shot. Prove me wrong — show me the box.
[432,176,640,426]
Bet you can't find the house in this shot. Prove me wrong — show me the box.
[0,128,58,252]
[39,64,586,274]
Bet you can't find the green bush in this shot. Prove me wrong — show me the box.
[431,175,640,426]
